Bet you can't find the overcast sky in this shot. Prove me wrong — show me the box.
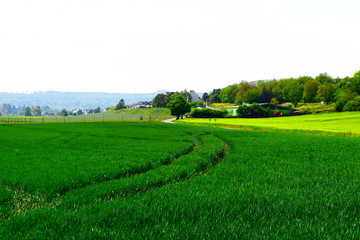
[1,0,359,93]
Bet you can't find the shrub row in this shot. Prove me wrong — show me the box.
[190,108,228,118]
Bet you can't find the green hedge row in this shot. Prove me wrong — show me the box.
[190,108,228,118]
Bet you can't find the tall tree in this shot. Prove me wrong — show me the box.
[202,93,209,103]
[242,87,262,103]
[317,83,334,104]
[24,107,32,116]
[235,82,252,105]
[303,80,320,102]
[167,95,191,119]
[59,109,68,116]
[282,78,303,107]
[32,106,42,116]
[208,89,221,103]
[115,99,125,110]
[152,94,168,108]
[219,84,238,103]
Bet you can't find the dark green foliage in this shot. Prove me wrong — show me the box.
[237,103,270,117]
[202,92,209,103]
[190,108,227,118]
[167,95,191,119]
[58,109,68,116]
[343,96,360,111]
[0,189,11,205]
[219,84,238,103]
[208,89,221,103]
[24,107,32,116]
[303,80,320,102]
[151,93,167,108]
[317,83,334,104]
[335,90,358,112]
[190,100,205,108]
[282,78,303,107]
[115,99,125,110]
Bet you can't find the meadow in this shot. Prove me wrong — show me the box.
[0,112,173,124]
[0,119,359,239]
[179,112,360,136]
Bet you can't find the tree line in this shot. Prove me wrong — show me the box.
[204,71,360,111]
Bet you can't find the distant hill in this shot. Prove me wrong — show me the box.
[0,91,168,110]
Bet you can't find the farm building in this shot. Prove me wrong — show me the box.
[130,101,152,109]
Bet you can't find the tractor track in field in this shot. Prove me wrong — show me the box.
[1,133,231,218]
[56,134,231,210]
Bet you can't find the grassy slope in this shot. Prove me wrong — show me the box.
[111,108,172,116]
[0,122,359,239]
[178,112,360,135]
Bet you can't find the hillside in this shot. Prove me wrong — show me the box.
[0,91,168,110]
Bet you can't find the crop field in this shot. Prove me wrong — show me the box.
[178,112,360,136]
[0,112,173,124]
[0,121,359,239]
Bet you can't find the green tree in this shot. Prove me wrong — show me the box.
[191,100,205,108]
[282,78,303,107]
[115,99,125,110]
[235,82,252,105]
[59,109,68,116]
[202,93,209,104]
[317,83,334,104]
[94,107,101,113]
[242,87,263,103]
[181,91,192,102]
[32,106,42,116]
[343,96,360,111]
[303,80,320,102]
[315,73,333,84]
[237,103,269,118]
[152,94,167,108]
[24,107,32,116]
[219,84,238,103]
[167,95,191,119]
[208,89,221,103]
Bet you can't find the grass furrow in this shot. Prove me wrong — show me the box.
[57,134,226,209]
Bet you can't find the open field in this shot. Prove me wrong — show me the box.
[0,112,173,124]
[178,112,360,136]
[1,121,359,239]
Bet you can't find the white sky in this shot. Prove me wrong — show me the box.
[1,0,360,93]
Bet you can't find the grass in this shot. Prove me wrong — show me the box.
[0,123,193,199]
[111,107,171,116]
[178,112,360,136]
[296,102,336,113]
[0,112,173,124]
[0,121,359,239]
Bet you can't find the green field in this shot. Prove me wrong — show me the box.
[0,120,359,239]
[178,112,360,136]
[0,112,173,124]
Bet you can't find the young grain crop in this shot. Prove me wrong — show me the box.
[0,122,359,239]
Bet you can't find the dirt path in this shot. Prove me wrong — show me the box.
[162,118,177,123]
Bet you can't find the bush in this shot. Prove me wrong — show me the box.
[190,108,227,118]
[237,103,270,118]
[343,97,360,111]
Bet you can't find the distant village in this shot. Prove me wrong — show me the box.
[0,90,202,116]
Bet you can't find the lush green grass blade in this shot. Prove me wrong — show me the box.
[0,121,359,239]
[179,112,360,135]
